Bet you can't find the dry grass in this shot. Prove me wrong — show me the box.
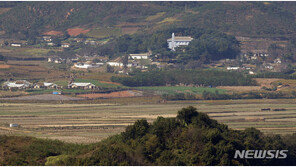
[146,12,165,21]
[0,91,28,98]
[121,27,139,34]
[254,78,281,88]
[158,17,180,24]
[0,8,11,15]
[77,90,140,99]
[0,64,10,69]
[0,60,69,80]
[216,86,261,92]
[67,28,90,36]
[1,99,296,143]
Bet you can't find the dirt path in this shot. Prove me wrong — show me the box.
[0,94,84,101]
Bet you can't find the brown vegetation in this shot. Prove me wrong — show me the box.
[0,64,10,69]
[67,28,90,36]
[216,86,261,92]
[121,27,139,34]
[254,78,280,88]
[77,90,141,99]
[43,30,63,36]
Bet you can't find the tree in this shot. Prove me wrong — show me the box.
[106,64,114,73]
[176,106,199,125]
[0,54,5,61]
[122,54,129,68]
[122,119,150,140]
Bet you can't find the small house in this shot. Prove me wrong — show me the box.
[61,43,70,48]
[11,43,22,47]
[44,82,58,89]
[9,123,19,127]
[274,58,282,64]
[74,63,93,69]
[42,36,52,42]
[107,62,123,67]
[129,53,150,60]
[68,82,96,89]
[47,42,55,46]
[2,80,31,89]
[227,67,240,70]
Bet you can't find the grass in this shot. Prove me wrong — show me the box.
[86,27,122,38]
[146,12,166,21]
[0,90,27,98]
[23,48,53,56]
[136,86,227,95]
[25,89,56,94]
[157,17,180,24]
[54,80,68,87]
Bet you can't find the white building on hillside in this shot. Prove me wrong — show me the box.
[129,53,150,60]
[107,62,123,67]
[11,43,22,47]
[167,33,193,51]
[68,83,96,89]
[2,80,31,89]
[227,67,240,70]
[74,63,93,69]
[74,63,103,69]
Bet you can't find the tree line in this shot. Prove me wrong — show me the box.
[111,69,257,87]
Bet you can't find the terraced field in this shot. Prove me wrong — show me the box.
[1,99,296,143]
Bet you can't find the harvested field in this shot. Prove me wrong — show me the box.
[254,78,280,88]
[67,28,90,36]
[121,27,139,34]
[0,8,11,15]
[43,30,63,36]
[216,86,261,92]
[0,60,68,80]
[0,94,84,101]
[100,81,122,86]
[77,90,142,99]
[0,64,10,69]
[1,99,296,143]
[0,90,28,98]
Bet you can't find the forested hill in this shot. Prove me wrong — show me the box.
[1,106,296,165]
[1,2,296,39]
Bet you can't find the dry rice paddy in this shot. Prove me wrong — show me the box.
[1,99,296,143]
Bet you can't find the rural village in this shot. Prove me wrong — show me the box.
[0,32,290,91]
[2,2,296,165]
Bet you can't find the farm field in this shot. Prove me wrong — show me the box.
[1,99,296,143]
[137,86,227,95]
[77,90,142,99]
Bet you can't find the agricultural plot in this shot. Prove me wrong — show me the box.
[77,90,142,99]
[0,60,68,80]
[1,99,296,143]
[86,27,121,38]
[137,86,227,95]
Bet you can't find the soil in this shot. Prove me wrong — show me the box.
[0,94,84,101]
[67,28,90,36]
[77,90,142,99]
[43,30,63,36]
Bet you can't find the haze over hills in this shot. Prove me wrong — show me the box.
[1,2,296,39]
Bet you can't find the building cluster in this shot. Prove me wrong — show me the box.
[2,80,99,90]
[6,32,287,74]
[58,33,194,72]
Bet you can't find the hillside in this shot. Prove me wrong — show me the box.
[1,2,296,39]
[1,106,296,165]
